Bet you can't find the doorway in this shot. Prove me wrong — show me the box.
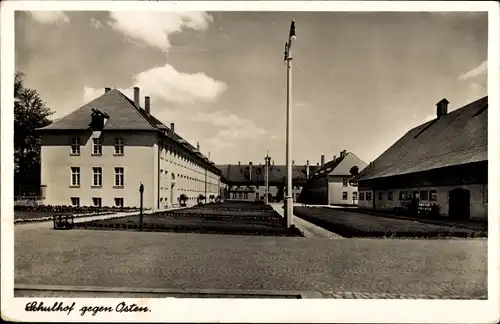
[448,188,471,220]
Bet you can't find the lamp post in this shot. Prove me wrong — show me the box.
[283,19,296,228]
[264,152,271,205]
[139,182,144,230]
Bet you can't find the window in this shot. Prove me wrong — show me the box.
[366,192,372,201]
[388,192,393,201]
[114,198,124,207]
[70,197,80,207]
[70,167,80,186]
[114,167,124,187]
[114,138,124,155]
[430,190,437,201]
[243,193,248,199]
[92,167,102,187]
[342,191,348,200]
[359,192,365,200]
[92,138,102,155]
[256,185,259,189]
[399,191,405,200]
[70,138,80,155]
[420,190,429,201]
[342,178,348,187]
[232,193,237,199]
[92,197,102,207]
[378,192,383,200]
[352,192,358,200]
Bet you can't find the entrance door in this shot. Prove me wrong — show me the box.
[448,188,471,219]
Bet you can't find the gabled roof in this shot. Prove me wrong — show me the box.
[37,88,220,174]
[355,96,488,181]
[308,152,367,180]
[216,164,320,185]
[38,89,157,131]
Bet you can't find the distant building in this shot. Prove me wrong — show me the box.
[298,150,367,206]
[37,87,223,210]
[354,97,488,220]
[216,160,320,202]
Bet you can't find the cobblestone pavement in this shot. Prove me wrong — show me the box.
[15,226,487,299]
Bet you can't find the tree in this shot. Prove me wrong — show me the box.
[349,165,359,176]
[14,72,54,195]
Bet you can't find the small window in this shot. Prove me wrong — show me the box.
[430,190,437,201]
[399,191,405,200]
[70,138,80,155]
[70,167,80,186]
[256,185,259,189]
[342,178,348,187]
[388,192,393,201]
[114,198,124,207]
[342,191,348,200]
[92,167,102,186]
[92,197,102,207]
[114,138,124,155]
[366,192,372,201]
[352,191,358,200]
[70,197,80,207]
[114,167,124,186]
[92,138,102,155]
[359,192,365,200]
[378,192,383,200]
[419,190,429,201]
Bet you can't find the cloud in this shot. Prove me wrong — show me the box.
[90,17,104,29]
[107,12,213,51]
[458,60,488,81]
[29,11,70,24]
[83,63,226,104]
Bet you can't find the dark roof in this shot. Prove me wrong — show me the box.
[309,155,346,179]
[37,88,220,175]
[355,96,488,181]
[216,164,320,185]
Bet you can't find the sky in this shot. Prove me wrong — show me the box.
[15,10,488,165]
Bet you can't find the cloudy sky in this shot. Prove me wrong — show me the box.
[15,10,487,165]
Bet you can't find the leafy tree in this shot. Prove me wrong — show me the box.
[349,165,359,176]
[14,72,54,195]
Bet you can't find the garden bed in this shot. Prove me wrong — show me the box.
[74,204,303,237]
[293,207,487,239]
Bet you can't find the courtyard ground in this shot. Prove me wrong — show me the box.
[14,219,487,299]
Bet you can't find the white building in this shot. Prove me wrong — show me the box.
[299,151,367,206]
[37,87,223,211]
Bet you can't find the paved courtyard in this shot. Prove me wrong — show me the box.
[14,222,487,299]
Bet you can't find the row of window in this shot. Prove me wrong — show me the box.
[71,138,124,156]
[342,191,357,200]
[70,167,124,187]
[70,197,123,207]
[358,190,438,202]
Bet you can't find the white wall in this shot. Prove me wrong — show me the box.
[358,184,487,220]
[328,180,358,205]
[41,131,156,208]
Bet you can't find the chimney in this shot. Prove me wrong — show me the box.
[105,87,111,93]
[292,160,295,166]
[249,162,253,180]
[170,122,175,134]
[145,96,151,114]
[306,160,310,178]
[197,142,200,151]
[343,149,347,157]
[321,155,325,166]
[436,98,449,119]
[134,87,140,107]
[249,162,253,166]
[317,162,320,167]
[238,161,241,166]
[333,155,337,161]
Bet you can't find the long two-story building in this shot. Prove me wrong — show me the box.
[37,87,223,211]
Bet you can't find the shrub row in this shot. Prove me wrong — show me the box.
[74,221,303,237]
[14,205,141,214]
[293,208,487,239]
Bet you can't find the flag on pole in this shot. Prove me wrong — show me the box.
[289,20,296,40]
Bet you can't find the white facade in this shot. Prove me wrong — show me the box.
[40,130,222,211]
[358,184,487,220]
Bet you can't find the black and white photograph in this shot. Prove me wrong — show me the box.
[1,1,499,323]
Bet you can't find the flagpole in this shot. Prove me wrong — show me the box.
[284,20,296,228]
